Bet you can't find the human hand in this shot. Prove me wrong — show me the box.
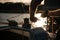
[30,17,38,22]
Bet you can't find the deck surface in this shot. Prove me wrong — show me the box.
[0,30,29,40]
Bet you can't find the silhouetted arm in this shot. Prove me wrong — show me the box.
[30,0,43,22]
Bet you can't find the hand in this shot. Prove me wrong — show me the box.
[30,17,38,22]
[41,13,48,18]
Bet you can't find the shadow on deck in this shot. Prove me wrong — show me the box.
[0,30,29,40]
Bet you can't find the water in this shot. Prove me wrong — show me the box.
[0,13,30,23]
[0,13,30,27]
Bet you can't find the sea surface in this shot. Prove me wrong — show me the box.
[0,13,29,27]
[0,13,30,22]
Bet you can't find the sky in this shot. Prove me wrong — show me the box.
[0,0,44,5]
[0,0,31,5]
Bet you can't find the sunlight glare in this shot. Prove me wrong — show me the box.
[41,0,44,5]
[22,0,31,3]
[31,13,47,31]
